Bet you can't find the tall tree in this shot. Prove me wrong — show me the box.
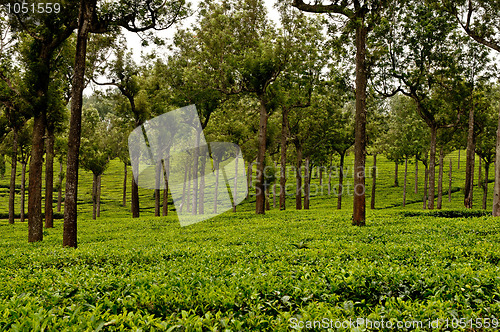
[292,0,392,225]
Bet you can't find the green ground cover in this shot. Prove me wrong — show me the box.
[0,152,498,331]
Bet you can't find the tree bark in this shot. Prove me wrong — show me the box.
[63,0,97,248]
[122,162,127,207]
[28,113,46,242]
[231,154,238,212]
[304,157,310,210]
[337,153,345,210]
[394,162,399,187]
[255,98,268,214]
[484,162,489,210]
[295,143,303,210]
[464,105,475,209]
[8,129,18,224]
[414,157,418,194]
[352,22,368,226]
[97,174,101,218]
[423,162,428,210]
[370,154,376,209]
[279,107,289,210]
[437,146,444,209]
[155,160,161,217]
[131,175,139,218]
[162,158,169,216]
[45,131,55,228]
[57,162,63,212]
[403,156,408,207]
[21,162,26,223]
[92,173,97,220]
[428,126,438,209]
[448,158,452,203]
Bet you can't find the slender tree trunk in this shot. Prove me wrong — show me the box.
[403,156,408,207]
[214,158,219,214]
[464,105,475,209]
[394,162,399,187]
[337,153,345,210]
[484,162,489,210]
[92,173,97,220]
[437,146,444,209]
[428,126,438,209]
[57,162,63,213]
[319,166,323,186]
[21,162,26,223]
[295,143,303,210]
[279,107,288,210]
[414,157,418,194]
[370,154,376,209]
[8,129,18,224]
[45,131,55,228]
[492,105,500,217]
[131,176,140,218]
[232,154,238,212]
[352,22,368,226]
[192,130,200,215]
[423,162,429,210]
[304,157,310,210]
[448,158,452,202]
[256,98,268,214]
[162,158,169,216]
[63,0,97,248]
[247,161,252,200]
[199,151,207,214]
[478,157,482,189]
[155,160,161,217]
[97,174,101,218]
[122,162,127,207]
[28,113,46,242]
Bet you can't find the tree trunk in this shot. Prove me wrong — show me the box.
[370,154,376,209]
[131,175,140,218]
[394,162,399,187]
[304,156,310,210]
[97,174,101,218]
[8,129,18,224]
[414,157,418,194]
[478,157,482,189]
[247,161,252,200]
[155,160,161,217]
[279,107,288,210]
[351,21,368,226]
[337,153,345,210]
[464,105,475,209]
[484,162,489,210]
[448,158,452,203]
[214,158,219,214]
[295,143,303,210]
[45,131,55,228]
[423,162,429,209]
[403,156,408,207]
[428,125,438,209]
[319,166,323,186]
[162,158,169,216]
[437,146,444,209]
[192,130,200,215]
[63,0,97,248]
[28,113,46,242]
[255,98,268,214]
[57,162,63,213]
[20,162,27,222]
[92,173,97,220]
[122,162,127,207]
[232,154,238,212]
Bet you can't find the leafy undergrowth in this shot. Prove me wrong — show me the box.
[1,208,500,331]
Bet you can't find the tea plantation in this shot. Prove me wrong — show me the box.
[1,153,499,331]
